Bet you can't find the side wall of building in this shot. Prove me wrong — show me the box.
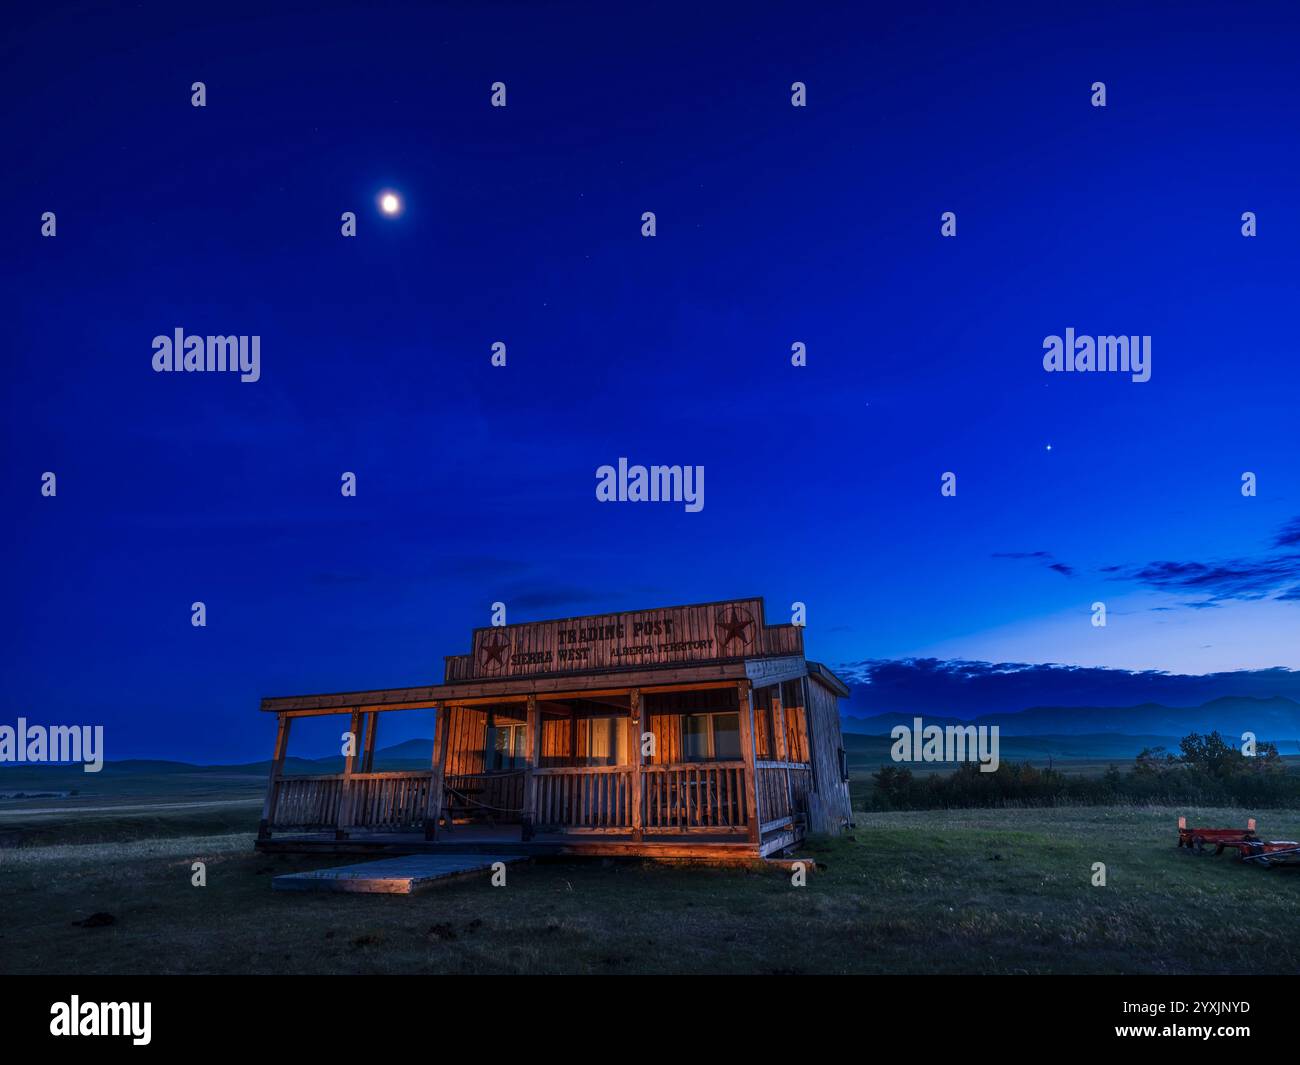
[805,676,851,834]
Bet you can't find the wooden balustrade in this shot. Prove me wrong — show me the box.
[268,761,805,837]
[788,763,812,814]
[346,771,434,832]
[534,766,633,831]
[270,775,345,829]
[755,761,813,831]
[271,772,435,832]
[641,762,748,832]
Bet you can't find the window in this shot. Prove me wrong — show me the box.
[782,696,810,762]
[683,714,708,761]
[486,723,527,771]
[583,717,628,766]
[683,712,740,761]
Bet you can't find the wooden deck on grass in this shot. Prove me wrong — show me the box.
[272,854,527,895]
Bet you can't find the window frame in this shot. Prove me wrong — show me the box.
[581,715,628,767]
[683,710,741,762]
[485,721,528,772]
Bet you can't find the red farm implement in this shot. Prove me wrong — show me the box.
[1178,817,1300,868]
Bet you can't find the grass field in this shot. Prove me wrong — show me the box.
[0,764,265,848]
[1,798,1296,975]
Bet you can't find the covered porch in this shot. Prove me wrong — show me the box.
[256,665,824,859]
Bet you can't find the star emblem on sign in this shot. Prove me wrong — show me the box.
[480,634,510,670]
[715,607,754,649]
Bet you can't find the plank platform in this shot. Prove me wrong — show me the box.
[272,854,526,895]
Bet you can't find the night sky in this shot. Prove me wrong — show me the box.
[4,2,1298,761]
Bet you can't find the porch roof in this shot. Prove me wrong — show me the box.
[807,660,851,697]
[260,658,764,715]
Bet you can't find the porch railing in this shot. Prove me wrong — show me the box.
[270,771,433,832]
[444,771,526,822]
[347,771,434,832]
[755,761,813,832]
[642,762,748,832]
[534,766,633,830]
[270,774,345,829]
[268,761,809,836]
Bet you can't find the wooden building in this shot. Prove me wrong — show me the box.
[255,598,852,860]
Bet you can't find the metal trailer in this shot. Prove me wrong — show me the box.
[1177,817,1299,867]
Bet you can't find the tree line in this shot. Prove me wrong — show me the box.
[864,731,1299,810]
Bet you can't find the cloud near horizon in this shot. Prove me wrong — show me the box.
[1116,554,1300,606]
[997,516,1300,607]
[835,658,1300,718]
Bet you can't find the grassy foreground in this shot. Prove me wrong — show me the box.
[0,804,1295,975]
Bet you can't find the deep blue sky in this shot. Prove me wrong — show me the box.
[4,1,1298,761]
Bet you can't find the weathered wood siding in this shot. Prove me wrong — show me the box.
[646,714,682,764]
[744,654,807,687]
[804,676,851,833]
[444,706,486,775]
[753,686,775,759]
[540,716,572,766]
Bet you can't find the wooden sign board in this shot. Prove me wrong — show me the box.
[444,597,802,682]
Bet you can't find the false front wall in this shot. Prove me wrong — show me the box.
[444,597,803,683]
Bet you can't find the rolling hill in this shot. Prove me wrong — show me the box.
[842,695,1300,746]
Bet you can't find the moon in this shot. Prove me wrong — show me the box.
[379,191,402,215]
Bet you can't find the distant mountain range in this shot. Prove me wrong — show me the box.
[0,741,439,781]
[841,695,1300,743]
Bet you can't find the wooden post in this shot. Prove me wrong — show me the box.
[425,703,447,840]
[435,703,455,836]
[257,713,292,840]
[336,708,361,840]
[629,688,643,841]
[736,679,760,844]
[361,710,378,773]
[521,694,540,840]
